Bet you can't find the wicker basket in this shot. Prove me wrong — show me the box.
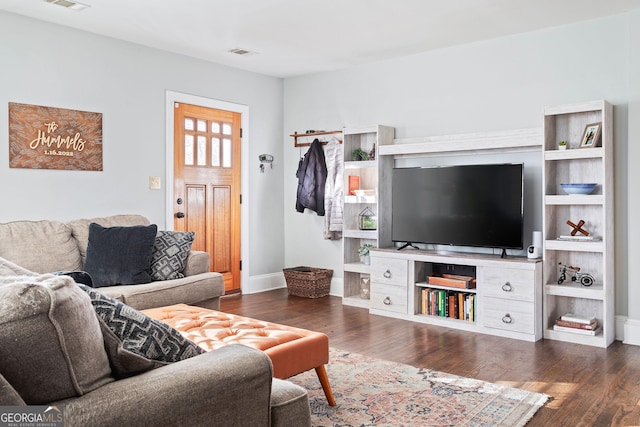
[283,266,333,298]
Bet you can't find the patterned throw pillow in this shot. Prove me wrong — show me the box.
[150,231,195,281]
[78,285,204,373]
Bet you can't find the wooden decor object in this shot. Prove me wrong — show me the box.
[567,219,589,236]
[9,102,102,171]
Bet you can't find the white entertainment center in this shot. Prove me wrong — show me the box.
[369,248,543,342]
[342,105,615,346]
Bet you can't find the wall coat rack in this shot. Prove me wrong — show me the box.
[290,130,342,147]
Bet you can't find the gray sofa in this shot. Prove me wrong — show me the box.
[0,214,224,310]
[0,273,311,426]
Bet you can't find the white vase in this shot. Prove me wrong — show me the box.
[559,145,567,150]
[360,255,370,265]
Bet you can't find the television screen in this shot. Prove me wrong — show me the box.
[392,163,524,250]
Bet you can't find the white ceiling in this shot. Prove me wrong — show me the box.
[2,0,640,78]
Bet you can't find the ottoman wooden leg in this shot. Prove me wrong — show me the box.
[315,365,336,406]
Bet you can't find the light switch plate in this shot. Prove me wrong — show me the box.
[149,176,161,190]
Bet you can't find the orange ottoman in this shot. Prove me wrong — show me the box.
[143,303,335,406]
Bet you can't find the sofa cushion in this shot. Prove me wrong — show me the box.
[150,231,195,281]
[0,373,25,405]
[0,274,113,404]
[0,256,37,277]
[78,285,205,378]
[83,223,158,287]
[270,379,311,427]
[68,214,151,263]
[0,220,82,273]
[99,273,224,311]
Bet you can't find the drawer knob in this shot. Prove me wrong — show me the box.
[502,314,513,324]
[383,297,391,305]
[501,282,513,292]
[383,270,391,279]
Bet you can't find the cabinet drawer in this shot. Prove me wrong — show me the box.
[480,267,535,301]
[481,297,535,334]
[370,283,407,314]
[370,257,408,286]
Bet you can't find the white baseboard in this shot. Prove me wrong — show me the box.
[329,277,343,297]
[243,273,344,297]
[243,272,286,294]
[623,317,640,346]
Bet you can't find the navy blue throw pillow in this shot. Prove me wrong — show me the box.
[83,223,158,287]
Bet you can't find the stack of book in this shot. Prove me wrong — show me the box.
[553,313,600,335]
[420,288,475,322]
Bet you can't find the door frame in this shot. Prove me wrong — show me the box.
[165,90,249,293]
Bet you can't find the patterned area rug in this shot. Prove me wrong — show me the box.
[289,348,549,427]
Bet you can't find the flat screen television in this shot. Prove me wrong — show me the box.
[392,163,524,254]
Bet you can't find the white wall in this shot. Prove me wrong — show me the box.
[0,12,285,283]
[625,10,640,343]
[2,10,638,321]
[283,14,635,319]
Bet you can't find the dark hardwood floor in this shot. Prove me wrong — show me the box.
[221,289,640,427]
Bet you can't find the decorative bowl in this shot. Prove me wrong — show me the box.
[560,183,597,195]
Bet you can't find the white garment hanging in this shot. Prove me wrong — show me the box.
[323,137,343,240]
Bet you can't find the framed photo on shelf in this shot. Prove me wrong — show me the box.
[580,122,601,148]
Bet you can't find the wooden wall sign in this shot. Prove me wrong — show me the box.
[9,102,103,171]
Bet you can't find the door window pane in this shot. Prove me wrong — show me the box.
[184,118,194,131]
[211,122,220,133]
[222,123,232,135]
[197,120,207,132]
[184,135,194,165]
[222,138,231,168]
[197,136,207,166]
[211,137,220,167]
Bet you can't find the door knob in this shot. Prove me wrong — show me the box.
[176,212,185,219]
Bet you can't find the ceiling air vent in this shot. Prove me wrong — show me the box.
[44,0,90,11]
[228,48,257,57]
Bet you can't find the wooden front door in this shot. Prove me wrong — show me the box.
[173,102,241,293]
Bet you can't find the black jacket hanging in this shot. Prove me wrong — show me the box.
[296,138,327,216]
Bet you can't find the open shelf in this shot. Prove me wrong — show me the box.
[545,195,604,205]
[341,125,395,305]
[544,328,604,346]
[344,262,372,274]
[542,101,614,347]
[414,313,477,326]
[415,281,478,294]
[344,195,376,204]
[545,282,604,300]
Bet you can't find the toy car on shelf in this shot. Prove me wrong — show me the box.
[557,263,594,287]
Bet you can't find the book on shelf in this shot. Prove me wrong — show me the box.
[427,274,476,289]
[560,313,597,324]
[553,324,601,336]
[348,175,360,195]
[448,294,455,319]
[555,319,599,330]
[420,288,474,322]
